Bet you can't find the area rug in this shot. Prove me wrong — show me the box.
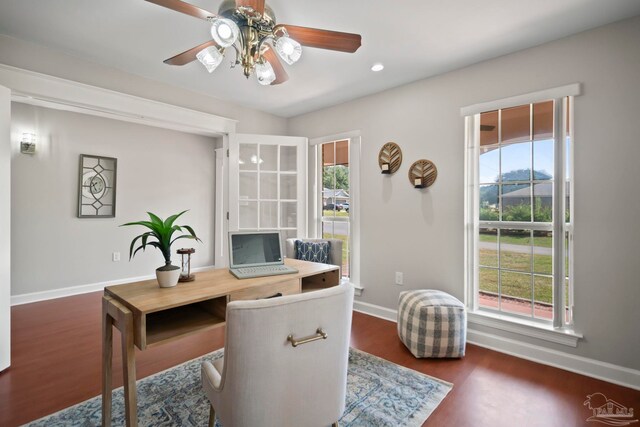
[26,348,452,427]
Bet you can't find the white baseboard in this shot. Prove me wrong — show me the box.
[352,300,640,391]
[10,265,216,306]
[353,300,397,322]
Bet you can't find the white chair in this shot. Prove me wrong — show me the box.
[201,282,354,427]
[285,238,343,276]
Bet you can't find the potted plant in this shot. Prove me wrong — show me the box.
[122,210,201,288]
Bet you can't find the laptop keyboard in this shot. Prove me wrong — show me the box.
[231,264,298,279]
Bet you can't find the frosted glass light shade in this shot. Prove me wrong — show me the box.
[196,46,223,73]
[210,18,239,47]
[255,61,276,85]
[275,36,302,65]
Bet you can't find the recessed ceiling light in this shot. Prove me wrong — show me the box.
[371,63,384,72]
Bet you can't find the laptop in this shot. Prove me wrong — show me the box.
[228,231,298,279]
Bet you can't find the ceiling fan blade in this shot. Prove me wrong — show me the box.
[145,0,217,20]
[164,40,219,65]
[235,0,265,15]
[275,24,361,53]
[263,46,289,85]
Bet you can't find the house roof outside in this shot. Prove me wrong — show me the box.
[323,188,349,199]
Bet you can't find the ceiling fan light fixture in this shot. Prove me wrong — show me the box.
[196,46,223,73]
[255,60,276,85]
[275,36,302,65]
[210,18,239,48]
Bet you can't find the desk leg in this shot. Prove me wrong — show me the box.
[102,297,114,427]
[102,296,138,427]
[120,307,138,427]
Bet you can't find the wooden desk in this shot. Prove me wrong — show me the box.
[101,258,339,427]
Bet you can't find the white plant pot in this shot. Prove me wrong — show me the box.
[156,265,181,288]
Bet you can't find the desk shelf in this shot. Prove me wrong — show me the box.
[145,297,226,348]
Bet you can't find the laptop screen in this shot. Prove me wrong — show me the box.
[229,231,283,268]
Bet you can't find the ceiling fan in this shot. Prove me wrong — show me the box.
[146,0,362,85]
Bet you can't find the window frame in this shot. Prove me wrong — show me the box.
[310,132,361,292]
[463,87,578,332]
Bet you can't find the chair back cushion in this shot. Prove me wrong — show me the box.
[285,238,342,271]
[295,240,330,263]
[216,283,354,427]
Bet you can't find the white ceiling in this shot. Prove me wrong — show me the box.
[1,0,639,118]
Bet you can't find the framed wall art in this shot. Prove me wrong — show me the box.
[78,154,117,218]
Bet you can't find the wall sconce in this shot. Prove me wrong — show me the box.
[20,133,36,154]
[408,159,438,189]
[177,248,196,282]
[378,142,402,175]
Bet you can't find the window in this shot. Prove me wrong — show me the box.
[319,139,352,279]
[465,94,574,328]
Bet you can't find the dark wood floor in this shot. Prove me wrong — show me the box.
[1,292,638,427]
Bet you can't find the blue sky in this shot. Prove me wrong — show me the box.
[480,138,555,183]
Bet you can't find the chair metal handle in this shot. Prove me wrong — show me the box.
[287,328,327,347]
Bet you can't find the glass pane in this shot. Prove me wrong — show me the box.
[502,184,531,221]
[479,268,498,310]
[239,144,257,171]
[480,144,499,184]
[533,139,554,180]
[322,221,334,238]
[479,184,499,220]
[500,229,531,272]
[260,173,277,199]
[280,202,297,228]
[280,146,297,172]
[533,231,553,275]
[259,201,278,228]
[501,104,530,145]
[281,229,298,253]
[533,182,553,222]
[534,275,553,320]
[479,228,498,267]
[239,201,258,229]
[533,101,553,141]
[565,278,571,324]
[500,271,532,316]
[565,133,571,222]
[480,110,498,147]
[340,224,350,277]
[501,141,531,182]
[239,172,257,199]
[335,140,349,166]
[280,174,297,200]
[260,145,277,171]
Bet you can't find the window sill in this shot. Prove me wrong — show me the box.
[467,310,582,347]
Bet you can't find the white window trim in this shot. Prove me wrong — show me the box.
[463,86,581,345]
[310,131,361,295]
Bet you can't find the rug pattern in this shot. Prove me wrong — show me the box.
[26,348,452,427]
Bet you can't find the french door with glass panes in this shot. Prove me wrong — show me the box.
[228,133,307,246]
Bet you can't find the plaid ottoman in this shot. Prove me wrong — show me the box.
[397,290,467,358]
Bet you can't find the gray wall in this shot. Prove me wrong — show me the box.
[11,103,216,295]
[0,35,288,136]
[288,16,640,370]
[0,86,11,370]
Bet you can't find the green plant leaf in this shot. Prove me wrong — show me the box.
[128,231,154,260]
[170,234,197,246]
[147,212,164,227]
[182,225,202,242]
[164,210,188,229]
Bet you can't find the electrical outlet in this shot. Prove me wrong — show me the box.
[395,272,403,285]
[112,252,121,262]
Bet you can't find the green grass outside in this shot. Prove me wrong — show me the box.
[479,249,552,274]
[479,265,569,305]
[322,232,349,266]
[322,210,349,217]
[479,233,552,248]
